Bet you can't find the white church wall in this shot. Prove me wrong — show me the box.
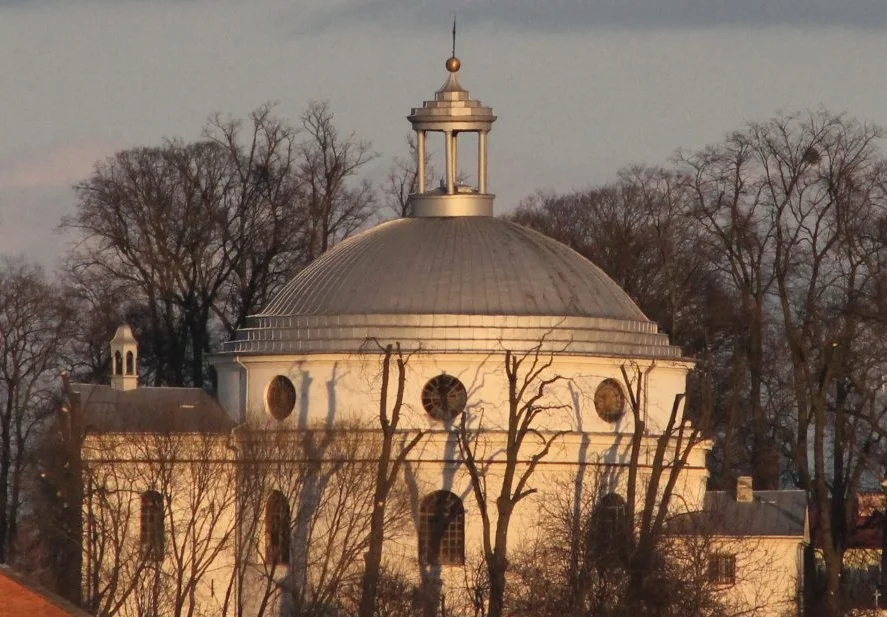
[220,351,694,433]
[81,433,240,617]
[226,349,709,514]
[215,362,245,422]
[80,415,713,617]
[88,343,713,617]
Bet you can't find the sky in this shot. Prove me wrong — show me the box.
[2,0,887,266]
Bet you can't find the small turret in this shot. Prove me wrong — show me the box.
[110,324,138,391]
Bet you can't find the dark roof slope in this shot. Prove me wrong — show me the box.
[670,490,808,538]
[71,383,235,434]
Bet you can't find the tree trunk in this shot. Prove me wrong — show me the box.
[822,543,843,617]
[0,400,12,563]
[486,505,512,617]
[487,550,508,617]
[357,345,398,617]
[358,501,387,617]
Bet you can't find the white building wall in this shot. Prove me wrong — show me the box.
[712,536,804,617]
[86,347,806,617]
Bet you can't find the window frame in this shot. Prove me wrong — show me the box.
[140,490,165,562]
[589,492,629,567]
[418,491,465,566]
[265,490,291,566]
[593,378,626,422]
[708,553,736,586]
[420,374,468,421]
[265,375,297,421]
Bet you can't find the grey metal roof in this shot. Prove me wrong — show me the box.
[71,383,235,434]
[262,217,646,319]
[670,490,808,538]
[220,216,683,357]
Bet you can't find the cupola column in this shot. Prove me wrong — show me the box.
[417,130,426,193]
[445,130,455,194]
[478,130,488,194]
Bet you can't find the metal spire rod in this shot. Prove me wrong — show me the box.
[452,15,456,58]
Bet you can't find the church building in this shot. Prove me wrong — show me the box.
[69,53,808,617]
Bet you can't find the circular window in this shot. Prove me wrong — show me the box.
[421,374,467,421]
[594,378,625,422]
[265,375,296,420]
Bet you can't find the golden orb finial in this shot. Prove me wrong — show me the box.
[446,56,461,73]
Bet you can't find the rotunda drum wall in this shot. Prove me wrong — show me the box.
[233,353,691,435]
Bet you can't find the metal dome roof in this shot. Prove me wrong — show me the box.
[222,217,682,359]
[262,217,644,319]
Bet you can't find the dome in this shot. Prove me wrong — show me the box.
[222,217,682,359]
[219,57,681,360]
[263,217,643,319]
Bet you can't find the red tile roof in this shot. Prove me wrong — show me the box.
[0,566,92,617]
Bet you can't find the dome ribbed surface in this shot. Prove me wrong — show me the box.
[222,216,681,358]
[261,217,647,320]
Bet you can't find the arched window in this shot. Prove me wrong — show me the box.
[589,492,628,568]
[125,351,135,375]
[265,491,290,566]
[140,491,165,561]
[419,491,464,566]
[114,351,123,376]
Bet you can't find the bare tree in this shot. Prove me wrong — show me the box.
[298,101,377,262]
[0,258,71,563]
[203,103,306,336]
[64,142,231,387]
[62,102,377,388]
[618,361,710,610]
[80,426,239,617]
[234,423,412,617]
[675,110,887,615]
[502,362,785,617]
[382,134,432,219]
[762,112,887,616]
[457,346,569,617]
[358,343,425,617]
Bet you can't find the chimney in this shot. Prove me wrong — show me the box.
[736,476,754,503]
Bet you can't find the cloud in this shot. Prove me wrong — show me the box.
[0,140,118,191]
[305,0,887,32]
[0,184,74,263]
[0,0,197,9]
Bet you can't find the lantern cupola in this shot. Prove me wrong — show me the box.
[110,324,138,391]
[407,52,497,217]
